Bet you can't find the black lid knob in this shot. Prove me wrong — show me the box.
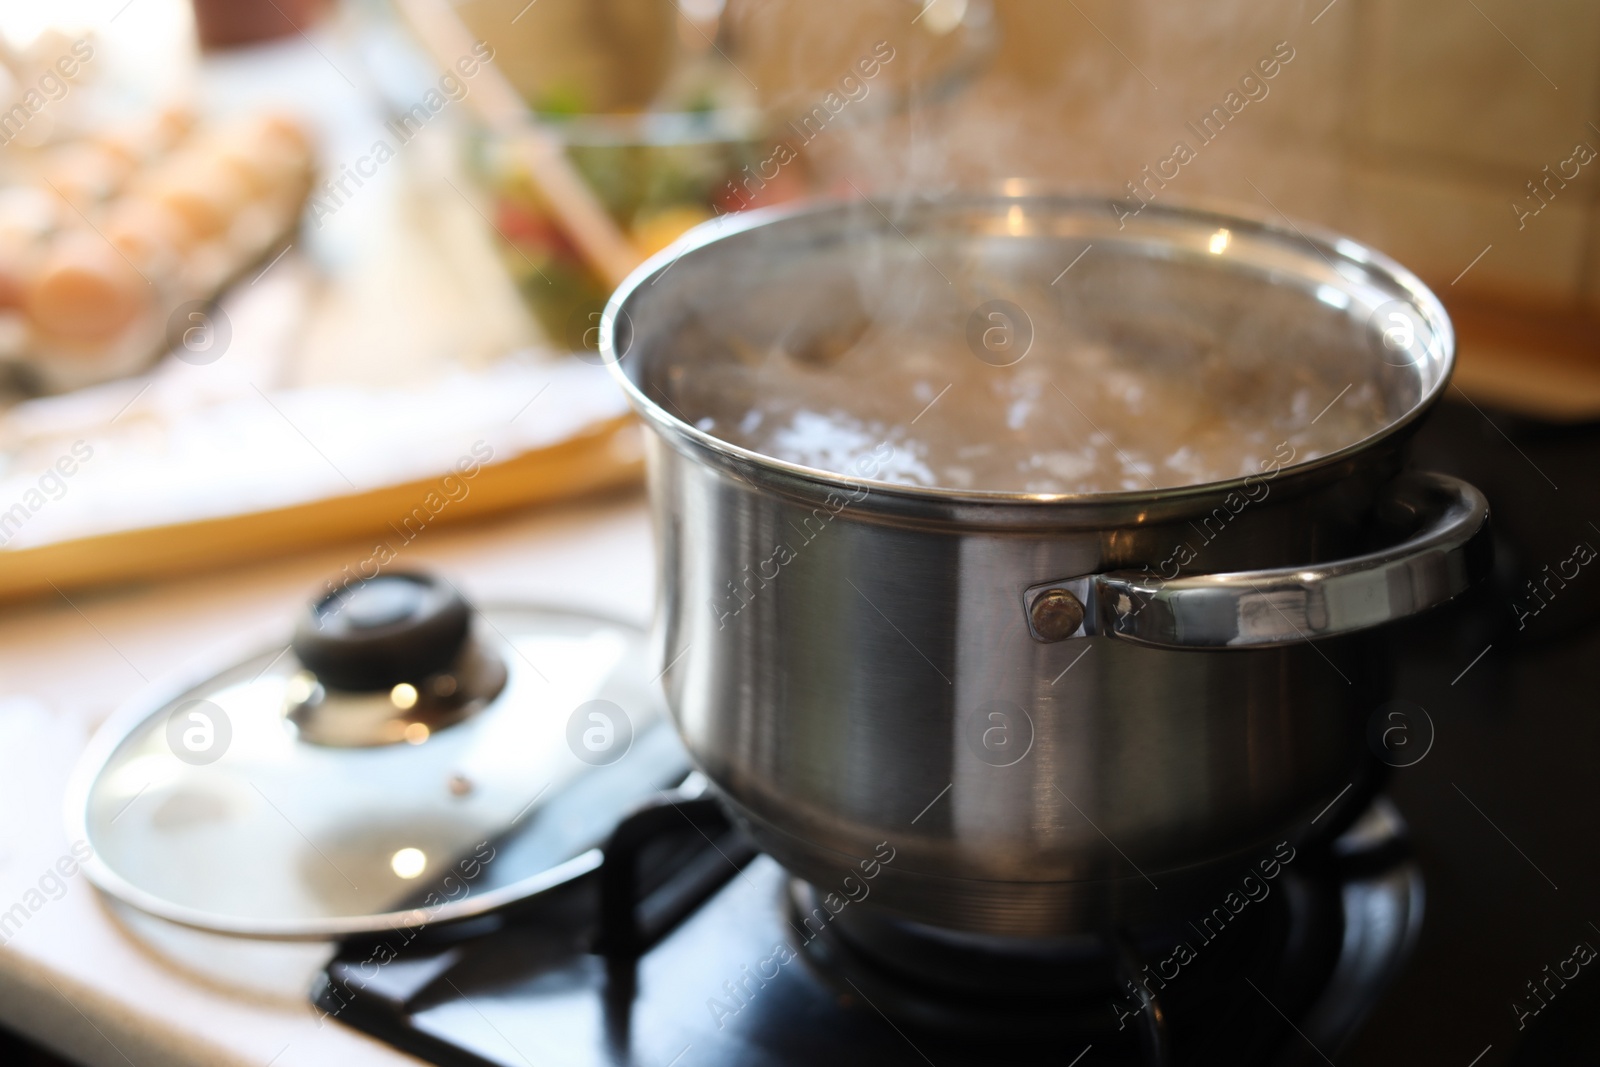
[292,572,471,691]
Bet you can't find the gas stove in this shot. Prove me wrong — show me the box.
[314,399,1600,1067]
[314,790,1418,1067]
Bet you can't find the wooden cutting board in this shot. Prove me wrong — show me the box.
[0,414,641,603]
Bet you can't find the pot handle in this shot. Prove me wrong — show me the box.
[1035,472,1491,650]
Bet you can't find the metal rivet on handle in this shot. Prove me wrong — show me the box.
[1030,588,1085,642]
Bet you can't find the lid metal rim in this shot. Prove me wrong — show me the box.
[63,604,648,940]
[599,192,1456,512]
[78,846,602,942]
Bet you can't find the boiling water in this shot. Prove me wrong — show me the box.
[660,320,1392,494]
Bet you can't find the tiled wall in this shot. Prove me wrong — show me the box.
[959,0,1600,315]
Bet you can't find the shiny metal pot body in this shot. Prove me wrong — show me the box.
[604,196,1489,936]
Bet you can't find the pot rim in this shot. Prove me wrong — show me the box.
[600,193,1455,511]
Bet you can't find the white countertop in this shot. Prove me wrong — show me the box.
[0,491,655,1067]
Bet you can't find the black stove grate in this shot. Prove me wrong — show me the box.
[315,795,1420,1067]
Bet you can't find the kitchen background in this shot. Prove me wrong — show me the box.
[968,0,1600,418]
[0,0,1595,1065]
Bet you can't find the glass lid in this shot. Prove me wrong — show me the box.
[66,572,688,940]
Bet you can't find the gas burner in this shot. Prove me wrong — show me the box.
[786,800,1420,1063]
[315,799,1421,1066]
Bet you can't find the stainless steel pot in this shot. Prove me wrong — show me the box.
[601,195,1490,937]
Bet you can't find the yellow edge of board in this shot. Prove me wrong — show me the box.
[0,417,645,603]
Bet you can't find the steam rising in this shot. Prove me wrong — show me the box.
[725,0,1323,215]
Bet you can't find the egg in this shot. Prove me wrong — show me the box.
[0,186,59,244]
[0,261,28,310]
[26,231,148,345]
[43,142,135,210]
[104,198,190,270]
[251,112,313,157]
[142,158,252,242]
[215,132,309,197]
[149,105,198,154]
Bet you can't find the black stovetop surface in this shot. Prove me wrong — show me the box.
[1342,402,1600,1067]
[317,400,1600,1066]
[320,814,1428,1066]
